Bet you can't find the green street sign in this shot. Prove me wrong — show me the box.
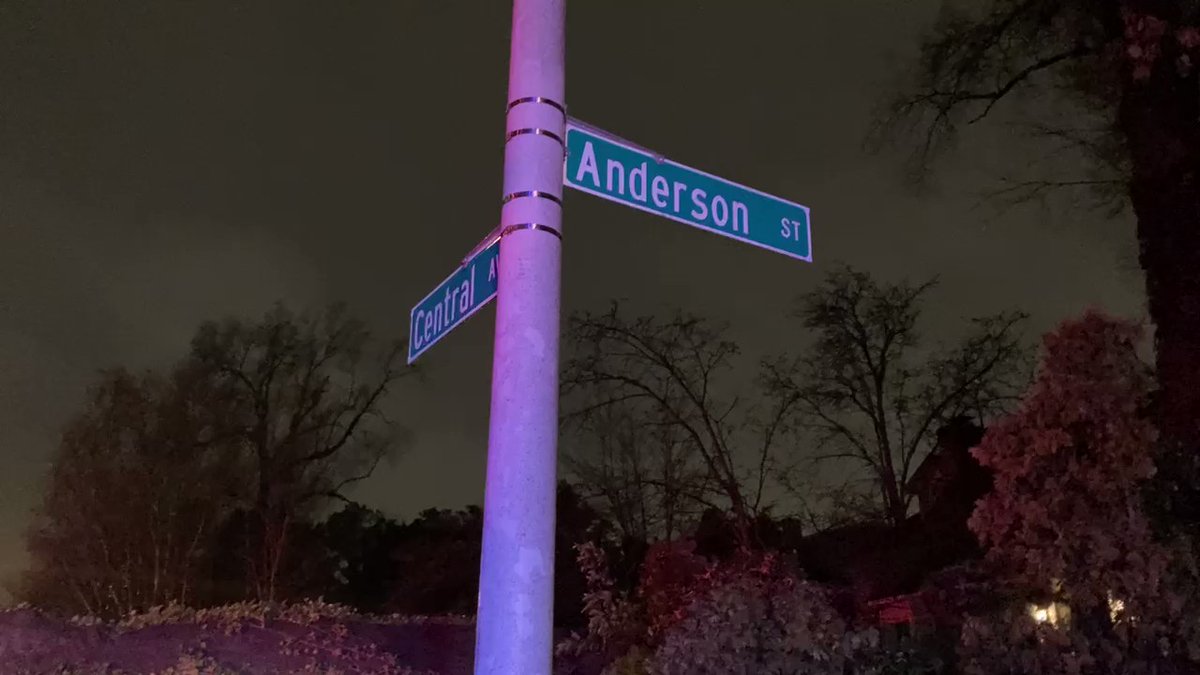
[408,236,500,364]
[564,120,812,262]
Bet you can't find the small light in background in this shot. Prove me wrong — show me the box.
[1027,601,1067,625]
[1108,594,1126,621]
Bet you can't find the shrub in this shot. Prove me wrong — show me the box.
[959,313,1200,674]
[635,540,712,643]
[648,551,863,675]
[564,538,948,674]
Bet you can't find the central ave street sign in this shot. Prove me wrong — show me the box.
[563,119,812,262]
[407,235,500,364]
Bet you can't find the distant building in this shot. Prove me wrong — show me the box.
[907,416,990,535]
[796,417,991,637]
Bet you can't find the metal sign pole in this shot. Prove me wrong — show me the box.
[473,0,566,673]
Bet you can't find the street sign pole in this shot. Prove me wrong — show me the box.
[474,0,565,673]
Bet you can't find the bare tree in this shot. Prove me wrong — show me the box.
[564,402,708,543]
[190,302,408,602]
[868,1,1124,191]
[763,266,1029,526]
[562,303,795,545]
[18,303,408,614]
[20,366,244,617]
[775,465,884,534]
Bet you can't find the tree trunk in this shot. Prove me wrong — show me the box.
[726,488,754,548]
[251,447,280,601]
[881,470,908,526]
[1119,18,1200,530]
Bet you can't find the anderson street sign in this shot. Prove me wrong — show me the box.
[408,235,501,364]
[564,119,812,262]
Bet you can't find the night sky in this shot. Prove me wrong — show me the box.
[0,1,1144,594]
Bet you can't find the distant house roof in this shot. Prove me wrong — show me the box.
[907,415,986,497]
[797,418,990,618]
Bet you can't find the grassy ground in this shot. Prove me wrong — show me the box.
[0,600,477,674]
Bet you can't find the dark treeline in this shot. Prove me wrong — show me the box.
[10,276,1200,673]
[9,264,1031,628]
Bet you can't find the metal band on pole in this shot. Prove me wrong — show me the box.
[504,127,564,145]
[500,223,562,240]
[501,190,562,205]
[506,95,566,116]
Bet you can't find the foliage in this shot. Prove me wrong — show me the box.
[555,541,644,662]
[960,311,1200,673]
[635,524,815,642]
[387,506,481,617]
[561,537,948,675]
[646,551,887,675]
[111,598,363,633]
[764,265,1029,525]
[381,482,602,624]
[555,482,615,630]
[969,312,1162,604]
[915,562,1001,630]
[603,645,653,675]
[305,503,404,613]
[5,600,459,674]
[636,540,712,643]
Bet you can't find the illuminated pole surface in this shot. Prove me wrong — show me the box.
[474,1,565,674]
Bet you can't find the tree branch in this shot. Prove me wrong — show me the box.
[964,44,1094,124]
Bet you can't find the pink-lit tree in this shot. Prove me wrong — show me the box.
[962,311,1200,673]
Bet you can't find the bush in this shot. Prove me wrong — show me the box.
[556,541,644,666]
[563,538,947,675]
[645,551,929,675]
[959,313,1200,674]
[636,540,712,643]
[650,571,851,674]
